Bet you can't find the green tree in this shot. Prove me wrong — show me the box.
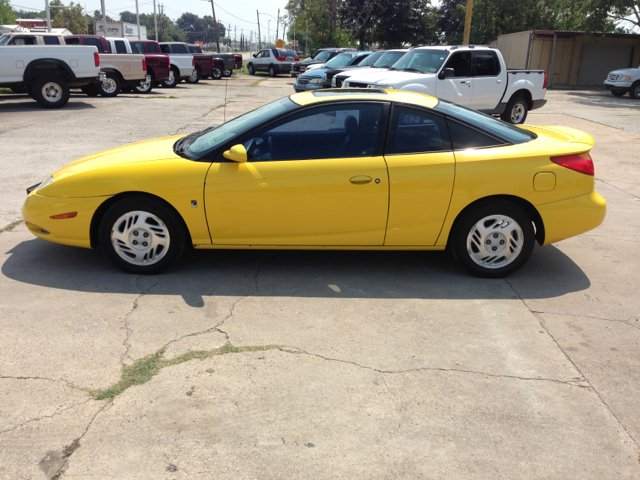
[175,12,225,43]
[50,0,86,34]
[580,0,640,32]
[0,0,16,24]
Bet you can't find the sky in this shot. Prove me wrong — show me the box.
[10,0,290,39]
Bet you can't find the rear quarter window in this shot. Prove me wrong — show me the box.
[43,36,60,45]
[84,37,105,53]
[447,120,505,150]
[147,43,158,53]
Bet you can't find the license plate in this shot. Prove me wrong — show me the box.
[286,57,293,61]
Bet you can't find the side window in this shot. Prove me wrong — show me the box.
[147,43,158,53]
[173,44,188,54]
[44,36,60,45]
[160,44,170,54]
[65,37,80,45]
[447,119,505,150]
[131,42,144,54]
[114,40,127,53]
[242,103,383,162]
[386,106,452,155]
[13,36,37,45]
[84,37,105,53]
[474,51,500,77]
[263,50,270,57]
[443,52,472,77]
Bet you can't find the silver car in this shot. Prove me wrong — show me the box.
[247,48,300,77]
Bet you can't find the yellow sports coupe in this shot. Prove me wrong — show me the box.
[23,89,606,277]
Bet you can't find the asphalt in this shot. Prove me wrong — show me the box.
[0,80,639,479]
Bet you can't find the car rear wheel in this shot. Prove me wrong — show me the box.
[223,69,232,77]
[97,73,121,97]
[248,63,255,75]
[610,90,625,97]
[211,67,222,80]
[629,81,640,99]
[450,201,535,278]
[162,68,179,88]
[185,68,200,84]
[501,95,528,124]
[269,65,276,77]
[99,197,187,274]
[32,74,70,108]
[135,76,153,94]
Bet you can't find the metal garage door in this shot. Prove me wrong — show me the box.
[577,44,633,85]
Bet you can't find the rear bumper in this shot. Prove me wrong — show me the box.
[537,190,606,246]
[531,99,547,111]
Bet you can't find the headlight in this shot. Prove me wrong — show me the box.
[618,75,631,81]
[37,176,54,191]
[332,77,337,86]
[383,86,395,90]
[309,78,322,84]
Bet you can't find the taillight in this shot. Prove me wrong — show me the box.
[167,56,170,68]
[294,57,300,61]
[543,72,548,89]
[94,52,100,67]
[551,152,594,176]
[211,57,215,65]
[192,57,195,67]
[276,56,286,61]
[142,58,147,71]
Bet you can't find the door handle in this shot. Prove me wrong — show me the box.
[350,175,372,185]
[497,79,502,83]
[460,80,470,84]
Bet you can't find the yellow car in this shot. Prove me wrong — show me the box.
[23,89,606,277]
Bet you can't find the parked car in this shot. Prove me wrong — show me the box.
[158,42,196,87]
[291,48,356,77]
[328,49,409,88]
[0,31,65,45]
[246,48,300,77]
[23,90,605,278]
[0,44,104,107]
[187,44,235,83]
[604,65,640,98]
[294,51,373,92]
[343,45,547,124]
[64,35,148,97]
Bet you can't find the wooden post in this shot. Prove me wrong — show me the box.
[463,0,473,45]
[209,0,220,52]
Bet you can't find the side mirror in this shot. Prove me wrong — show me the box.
[223,144,248,163]
[253,53,257,58]
[439,67,455,80]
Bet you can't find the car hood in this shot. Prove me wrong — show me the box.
[300,68,326,79]
[338,67,386,79]
[344,69,410,84]
[609,68,639,76]
[366,71,435,86]
[297,59,324,66]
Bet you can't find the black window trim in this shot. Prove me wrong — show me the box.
[209,99,391,163]
[383,103,454,156]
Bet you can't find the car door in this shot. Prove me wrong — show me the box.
[469,50,504,110]
[259,49,271,71]
[204,102,390,246]
[435,51,473,106]
[383,105,456,246]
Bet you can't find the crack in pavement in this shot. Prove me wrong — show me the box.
[583,234,640,244]
[531,310,640,331]
[505,277,640,449]
[0,375,73,387]
[597,179,640,201]
[0,398,93,434]
[172,104,224,136]
[120,276,158,366]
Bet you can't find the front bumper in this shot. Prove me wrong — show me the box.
[293,81,324,92]
[22,192,109,249]
[604,81,632,93]
[537,190,606,246]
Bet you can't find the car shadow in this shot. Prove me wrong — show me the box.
[0,98,96,111]
[561,90,640,109]
[2,238,590,307]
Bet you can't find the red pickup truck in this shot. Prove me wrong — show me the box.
[65,35,170,94]
[187,44,238,80]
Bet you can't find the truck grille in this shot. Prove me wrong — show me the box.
[608,73,620,81]
[335,77,344,88]
[348,82,369,88]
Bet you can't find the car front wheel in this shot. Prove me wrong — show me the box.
[248,63,255,75]
[97,73,121,97]
[99,197,187,274]
[630,81,640,99]
[451,201,535,278]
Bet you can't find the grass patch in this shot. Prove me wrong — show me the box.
[86,344,282,402]
[249,77,268,87]
[1,219,23,233]
[0,87,13,94]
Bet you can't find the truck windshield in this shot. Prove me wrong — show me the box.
[390,49,448,73]
[313,51,334,62]
[359,51,384,66]
[177,97,298,160]
[373,51,407,68]
[325,53,357,68]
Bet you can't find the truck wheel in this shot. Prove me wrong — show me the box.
[162,67,179,88]
[629,82,640,99]
[135,76,153,94]
[185,68,200,84]
[248,63,255,75]
[223,69,232,77]
[269,65,276,77]
[81,84,99,97]
[32,74,70,109]
[501,95,528,124]
[97,73,121,97]
[211,67,222,80]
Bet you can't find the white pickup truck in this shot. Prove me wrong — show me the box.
[342,45,548,124]
[604,65,640,98]
[0,45,104,108]
[158,42,195,87]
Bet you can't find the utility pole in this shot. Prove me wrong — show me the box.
[209,0,220,52]
[45,0,51,32]
[234,26,236,50]
[256,10,261,50]
[153,0,158,41]
[276,8,279,40]
[135,0,141,40]
[463,0,473,45]
[100,0,107,37]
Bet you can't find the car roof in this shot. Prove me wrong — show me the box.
[290,89,439,109]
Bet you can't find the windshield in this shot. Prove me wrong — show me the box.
[179,97,298,160]
[359,51,384,66]
[374,51,407,68]
[390,49,448,73]
[435,101,537,144]
[314,51,334,62]
[325,53,357,68]
[0,34,10,45]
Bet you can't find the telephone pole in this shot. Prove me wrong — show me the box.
[256,10,261,49]
[463,0,473,45]
[135,0,141,40]
[153,0,158,41]
[276,8,279,40]
[209,0,220,52]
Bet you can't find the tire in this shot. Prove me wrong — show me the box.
[135,76,153,94]
[211,67,222,80]
[269,65,276,77]
[223,69,232,77]
[501,95,528,124]
[81,84,99,97]
[32,74,70,109]
[610,90,625,97]
[450,201,535,278]
[97,72,121,97]
[248,63,255,75]
[99,196,187,274]
[629,81,640,99]
[162,67,180,88]
[185,68,200,84]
